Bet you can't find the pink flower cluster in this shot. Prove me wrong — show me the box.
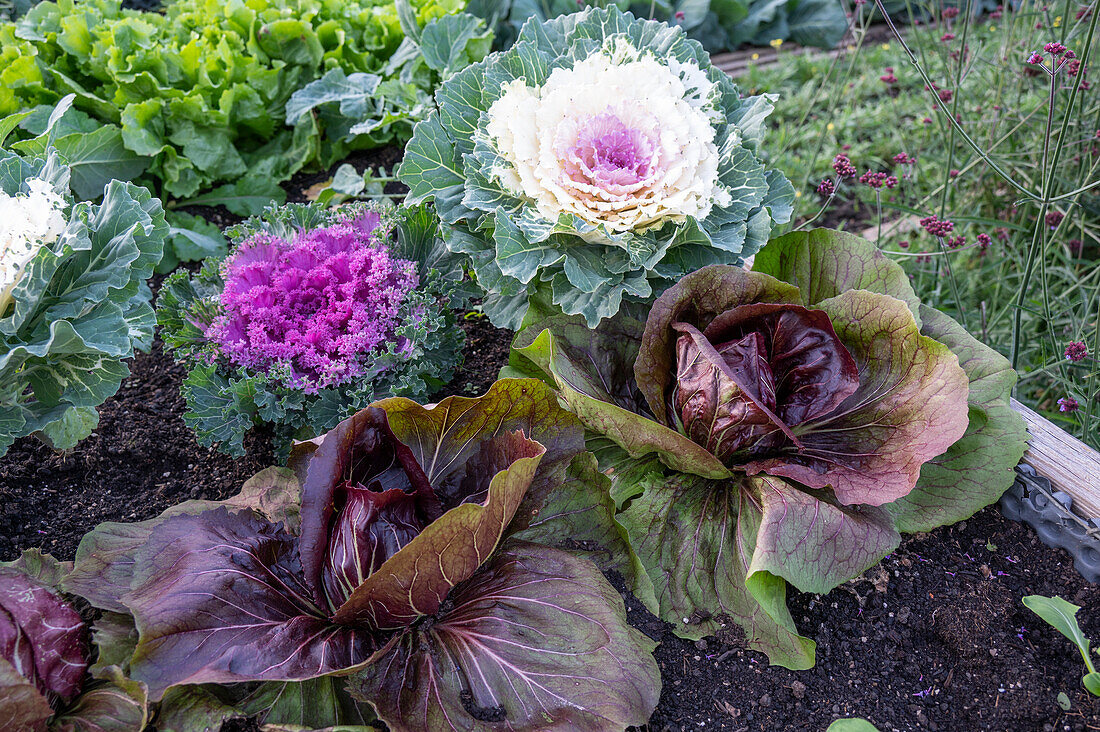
[206,212,419,392]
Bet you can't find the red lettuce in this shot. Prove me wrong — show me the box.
[511,229,1027,669]
[63,379,660,731]
[0,551,148,732]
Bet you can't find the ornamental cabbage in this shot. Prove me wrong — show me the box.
[0,550,148,732]
[399,5,794,328]
[510,229,1028,668]
[0,135,167,456]
[158,203,468,457]
[62,380,660,732]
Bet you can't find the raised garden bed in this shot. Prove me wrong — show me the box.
[2,308,1098,731]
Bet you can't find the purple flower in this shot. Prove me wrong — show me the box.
[1045,211,1063,229]
[1065,341,1088,362]
[977,233,992,250]
[207,215,418,393]
[832,154,857,179]
[817,178,836,197]
[1058,397,1079,413]
[1027,52,1045,65]
[1044,42,1068,56]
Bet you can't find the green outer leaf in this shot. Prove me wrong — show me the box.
[616,470,815,668]
[827,720,883,732]
[518,326,731,479]
[36,405,99,449]
[508,450,647,591]
[89,612,138,678]
[752,228,923,327]
[397,112,466,222]
[51,666,150,732]
[348,542,661,732]
[1084,672,1100,697]
[745,290,970,507]
[634,264,800,426]
[1022,595,1094,670]
[330,432,545,629]
[0,548,71,590]
[744,475,899,596]
[886,305,1027,532]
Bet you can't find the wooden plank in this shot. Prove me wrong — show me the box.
[1011,398,1100,520]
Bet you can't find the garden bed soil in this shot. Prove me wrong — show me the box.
[2,147,1097,731]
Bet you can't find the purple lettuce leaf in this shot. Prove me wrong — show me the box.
[321,485,426,612]
[615,470,815,669]
[296,407,439,610]
[123,508,376,699]
[741,475,900,596]
[374,378,584,505]
[743,290,970,506]
[514,325,731,479]
[0,657,53,732]
[347,542,660,732]
[635,265,802,427]
[885,305,1028,531]
[0,566,87,703]
[753,230,1026,529]
[50,666,149,732]
[751,228,923,325]
[672,303,860,462]
[63,467,301,613]
[329,430,545,629]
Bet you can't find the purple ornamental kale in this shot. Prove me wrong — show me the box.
[207,212,419,392]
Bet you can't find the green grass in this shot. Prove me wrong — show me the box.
[743,0,1100,446]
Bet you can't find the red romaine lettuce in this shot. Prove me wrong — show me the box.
[511,228,1028,669]
[63,379,660,731]
[0,550,148,732]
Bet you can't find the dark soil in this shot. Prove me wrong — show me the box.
[633,508,1100,732]
[0,338,275,562]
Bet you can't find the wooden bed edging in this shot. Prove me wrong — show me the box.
[1011,398,1100,521]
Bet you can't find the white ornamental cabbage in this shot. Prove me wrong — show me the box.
[0,146,167,456]
[399,6,794,328]
[0,176,68,312]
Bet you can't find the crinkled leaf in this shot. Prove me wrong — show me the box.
[347,542,660,732]
[743,475,900,596]
[88,613,138,679]
[124,508,374,699]
[744,291,970,506]
[616,472,815,668]
[886,306,1027,532]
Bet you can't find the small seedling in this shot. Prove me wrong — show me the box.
[1022,595,1100,696]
